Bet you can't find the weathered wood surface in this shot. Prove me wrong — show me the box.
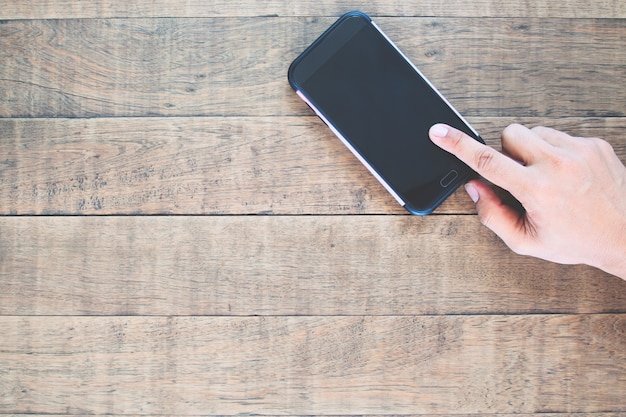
[1,315,625,414]
[2,0,624,19]
[9,412,623,417]
[1,1,625,416]
[2,412,623,417]
[1,18,624,118]
[2,415,624,417]
[2,216,625,316]
[1,117,624,215]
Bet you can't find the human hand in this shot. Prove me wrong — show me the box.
[429,123,626,280]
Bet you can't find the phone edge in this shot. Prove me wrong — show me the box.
[296,89,407,208]
[369,18,484,215]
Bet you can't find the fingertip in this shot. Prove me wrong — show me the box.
[429,124,469,153]
[464,182,480,203]
[429,124,449,141]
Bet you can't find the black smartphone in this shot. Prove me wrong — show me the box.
[288,11,484,215]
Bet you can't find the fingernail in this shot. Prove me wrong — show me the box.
[429,124,449,139]
[465,183,480,203]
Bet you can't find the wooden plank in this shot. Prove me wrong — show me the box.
[1,0,624,19]
[3,415,625,417]
[0,116,408,215]
[5,415,625,417]
[1,117,625,215]
[1,315,625,414]
[6,412,623,417]
[2,216,625,316]
[0,18,624,118]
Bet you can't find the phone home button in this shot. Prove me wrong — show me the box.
[440,170,458,188]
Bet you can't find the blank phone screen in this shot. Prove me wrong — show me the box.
[300,20,478,208]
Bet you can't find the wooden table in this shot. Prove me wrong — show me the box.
[1,1,625,415]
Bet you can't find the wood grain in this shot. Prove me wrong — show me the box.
[4,415,624,417]
[2,415,624,417]
[1,117,624,215]
[0,116,405,215]
[1,0,624,19]
[0,18,624,118]
[2,216,625,316]
[1,315,625,414]
[1,2,625,416]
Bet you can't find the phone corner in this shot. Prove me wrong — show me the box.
[287,61,300,91]
[403,204,435,216]
[342,10,372,22]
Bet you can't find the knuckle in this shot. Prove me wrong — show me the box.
[502,123,524,138]
[474,148,496,172]
[594,137,615,154]
[574,136,611,161]
[543,149,570,170]
[530,125,553,135]
[503,123,521,133]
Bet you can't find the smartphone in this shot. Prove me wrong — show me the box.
[288,11,484,215]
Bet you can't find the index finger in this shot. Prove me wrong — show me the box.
[429,124,527,193]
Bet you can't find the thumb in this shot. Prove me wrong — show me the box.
[466,180,528,251]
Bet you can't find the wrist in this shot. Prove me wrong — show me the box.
[593,228,626,281]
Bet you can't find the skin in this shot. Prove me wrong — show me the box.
[429,123,626,280]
